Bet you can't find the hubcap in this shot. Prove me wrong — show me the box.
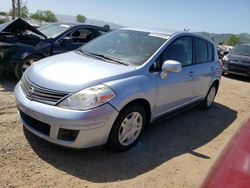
[207,87,216,107]
[118,112,143,146]
[22,59,36,73]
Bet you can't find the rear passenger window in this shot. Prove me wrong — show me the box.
[162,37,192,66]
[67,28,93,43]
[194,38,208,63]
[208,42,214,62]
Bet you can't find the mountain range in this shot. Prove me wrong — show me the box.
[197,32,250,45]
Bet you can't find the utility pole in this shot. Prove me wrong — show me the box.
[17,0,21,18]
[12,0,16,20]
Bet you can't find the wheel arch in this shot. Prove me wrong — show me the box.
[211,79,220,94]
[117,98,152,126]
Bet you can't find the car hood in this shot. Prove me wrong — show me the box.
[228,53,250,63]
[26,51,136,92]
[0,18,47,38]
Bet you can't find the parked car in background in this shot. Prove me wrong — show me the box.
[217,45,229,60]
[202,118,250,188]
[15,28,221,151]
[222,43,250,77]
[0,18,109,79]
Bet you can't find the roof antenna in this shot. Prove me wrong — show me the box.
[184,28,190,32]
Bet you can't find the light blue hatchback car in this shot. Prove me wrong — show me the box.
[14,28,221,151]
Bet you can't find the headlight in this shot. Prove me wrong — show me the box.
[57,84,116,110]
[222,55,228,61]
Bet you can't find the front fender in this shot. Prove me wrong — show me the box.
[105,73,157,113]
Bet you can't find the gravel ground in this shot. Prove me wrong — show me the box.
[0,75,250,188]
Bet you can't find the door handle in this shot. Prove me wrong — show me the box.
[211,66,215,71]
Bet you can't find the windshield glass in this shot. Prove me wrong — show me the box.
[0,22,9,32]
[79,29,169,66]
[38,23,71,38]
[231,44,250,56]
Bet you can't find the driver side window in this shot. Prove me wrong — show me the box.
[162,37,193,66]
[67,28,93,44]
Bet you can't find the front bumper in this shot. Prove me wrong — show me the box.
[14,82,119,149]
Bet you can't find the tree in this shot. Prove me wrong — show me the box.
[0,19,6,24]
[218,42,223,45]
[0,12,7,16]
[30,10,57,22]
[76,14,86,23]
[103,24,110,29]
[224,35,240,46]
[9,0,29,19]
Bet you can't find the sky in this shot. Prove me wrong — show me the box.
[0,0,250,34]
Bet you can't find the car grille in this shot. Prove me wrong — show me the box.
[20,75,69,105]
[19,110,50,136]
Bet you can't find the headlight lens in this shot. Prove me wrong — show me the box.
[57,84,116,110]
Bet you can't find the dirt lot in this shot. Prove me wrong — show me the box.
[0,75,249,188]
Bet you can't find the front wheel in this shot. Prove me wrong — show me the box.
[107,105,146,151]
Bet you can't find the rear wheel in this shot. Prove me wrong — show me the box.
[14,55,42,80]
[107,105,146,151]
[202,83,217,109]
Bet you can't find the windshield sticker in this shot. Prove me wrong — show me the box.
[149,33,170,39]
[60,24,70,28]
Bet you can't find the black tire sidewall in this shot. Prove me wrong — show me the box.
[14,55,41,80]
[107,104,146,151]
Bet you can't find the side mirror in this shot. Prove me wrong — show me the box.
[61,36,73,45]
[160,60,182,79]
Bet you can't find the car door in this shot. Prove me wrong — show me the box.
[52,27,95,55]
[192,38,216,98]
[154,36,196,116]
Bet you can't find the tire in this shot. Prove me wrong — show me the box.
[14,55,42,80]
[202,83,217,109]
[107,104,146,151]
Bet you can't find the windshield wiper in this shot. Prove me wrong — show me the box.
[83,51,129,66]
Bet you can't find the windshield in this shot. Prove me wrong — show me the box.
[0,22,9,32]
[79,29,169,66]
[38,23,71,38]
[231,44,250,56]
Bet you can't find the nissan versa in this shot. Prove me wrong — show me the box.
[14,28,221,151]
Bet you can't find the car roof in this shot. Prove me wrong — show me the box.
[120,27,214,43]
[53,22,109,30]
[120,27,178,35]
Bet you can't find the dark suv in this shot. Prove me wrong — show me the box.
[222,43,250,77]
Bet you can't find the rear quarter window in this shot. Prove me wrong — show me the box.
[194,38,208,63]
[208,42,214,62]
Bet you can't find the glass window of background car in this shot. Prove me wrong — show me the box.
[81,30,168,66]
[97,30,108,36]
[162,37,192,66]
[38,23,71,38]
[67,28,93,43]
[231,44,250,56]
[194,38,208,63]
